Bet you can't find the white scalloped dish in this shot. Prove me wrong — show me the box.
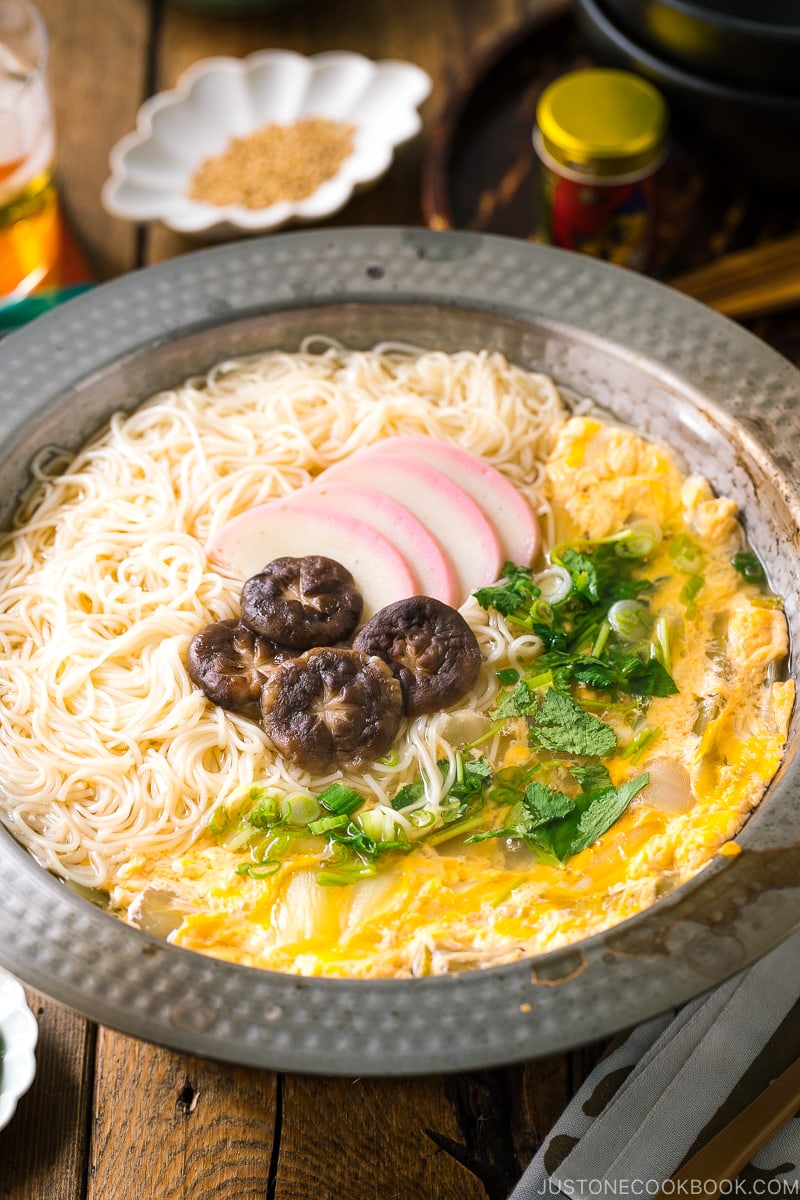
[101,50,432,237]
[0,970,37,1131]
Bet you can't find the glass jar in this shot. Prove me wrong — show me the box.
[533,68,668,270]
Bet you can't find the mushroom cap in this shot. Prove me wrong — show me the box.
[187,618,291,710]
[240,555,363,649]
[352,596,482,717]
[260,646,403,773]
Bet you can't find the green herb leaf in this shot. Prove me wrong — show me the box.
[569,762,613,795]
[561,548,600,603]
[523,779,575,824]
[474,563,539,616]
[490,679,538,720]
[391,779,426,810]
[496,667,519,686]
[463,756,492,782]
[530,689,618,757]
[616,654,679,697]
[567,773,649,856]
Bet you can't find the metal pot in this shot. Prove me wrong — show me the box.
[577,0,800,191]
[1,228,798,1075]
[600,0,800,92]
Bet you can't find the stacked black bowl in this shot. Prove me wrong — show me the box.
[575,0,800,191]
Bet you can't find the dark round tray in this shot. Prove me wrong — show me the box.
[421,1,800,363]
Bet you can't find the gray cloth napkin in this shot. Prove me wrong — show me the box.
[510,928,800,1199]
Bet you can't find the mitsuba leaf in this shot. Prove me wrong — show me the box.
[569,762,613,796]
[474,563,539,616]
[464,756,492,782]
[465,779,573,844]
[567,773,649,856]
[616,655,678,697]
[391,779,425,810]
[565,656,621,692]
[529,689,617,757]
[561,549,600,603]
[531,622,569,651]
[523,779,575,825]
[490,679,538,720]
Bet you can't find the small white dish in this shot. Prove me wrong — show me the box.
[102,50,432,238]
[0,970,37,1131]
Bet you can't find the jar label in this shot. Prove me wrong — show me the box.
[538,167,657,271]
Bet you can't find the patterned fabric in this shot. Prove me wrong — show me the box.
[510,929,800,1199]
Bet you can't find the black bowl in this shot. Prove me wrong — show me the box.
[602,0,800,92]
[577,0,800,192]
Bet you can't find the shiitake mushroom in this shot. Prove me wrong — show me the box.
[240,555,363,650]
[260,647,403,773]
[187,619,291,710]
[190,555,483,771]
[353,595,481,718]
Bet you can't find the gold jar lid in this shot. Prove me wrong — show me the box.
[536,68,668,179]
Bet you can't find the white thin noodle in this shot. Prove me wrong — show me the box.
[0,342,564,888]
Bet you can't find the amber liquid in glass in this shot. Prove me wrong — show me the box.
[0,164,59,297]
[0,35,58,302]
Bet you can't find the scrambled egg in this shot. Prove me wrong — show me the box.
[109,417,793,977]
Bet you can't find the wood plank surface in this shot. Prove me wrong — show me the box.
[0,990,95,1200]
[87,1028,278,1200]
[274,1074,487,1200]
[38,0,151,278]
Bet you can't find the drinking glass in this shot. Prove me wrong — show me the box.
[0,0,57,304]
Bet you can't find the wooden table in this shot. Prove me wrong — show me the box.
[0,2,610,1198]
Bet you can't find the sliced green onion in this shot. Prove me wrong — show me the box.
[377,747,400,766]
[332,824,377,857]
[533,565,573,604]
[235,861,280,879]
[523,667,554,691]
[208,805,228,836]
[308,813,350,836]
[614,521,662,559]
[607,600,652,642]
[408,807,437,829]
[669,534,704,575]
[529,597,554,623]
[318,782,364,816]
[731,550,766,583]
[318,861,378,887]
[281,792,322,826]
[655,615,672,673]
[248,793,283,829]
[257,831,294,858]
[358,808,404,843]
[221,823,257,852]
[680,574,704,615]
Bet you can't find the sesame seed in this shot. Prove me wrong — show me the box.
[187,118,357,210]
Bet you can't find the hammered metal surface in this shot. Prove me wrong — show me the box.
[0,228,799,1075]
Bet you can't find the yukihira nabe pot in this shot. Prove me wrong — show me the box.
[0,228,799,1077]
